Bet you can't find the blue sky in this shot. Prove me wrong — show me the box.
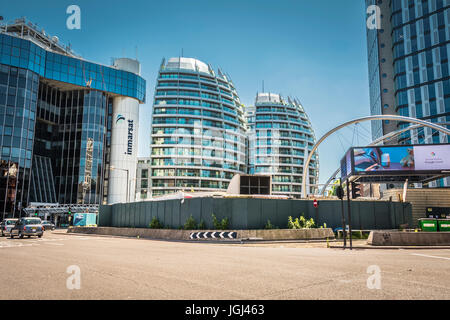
[2,0,374,185]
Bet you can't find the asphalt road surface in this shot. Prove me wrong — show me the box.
[0,231,449,300]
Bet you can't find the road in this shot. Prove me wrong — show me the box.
[0,231,449,300]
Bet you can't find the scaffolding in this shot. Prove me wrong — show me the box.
[23,203,99,215]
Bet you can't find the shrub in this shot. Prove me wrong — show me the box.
[287,216,296,229]
[212,214,221,229]
[305,217,316,229]
[149,217,163,229]
[211,214,229,230]
[220,217,229,230]
[265,220,276,229]
[184,215,197,230]
[197,219,206,230]
[287,215,316,229]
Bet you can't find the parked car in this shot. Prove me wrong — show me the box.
[0,218,18,237]
[41,221,55,231]
[10,217,43,239]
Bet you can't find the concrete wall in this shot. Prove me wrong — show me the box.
[98,198,412,230]
[382,188,450,226]
[368,231,450,246]
[69,226,335,241]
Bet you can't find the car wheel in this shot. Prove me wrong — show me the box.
[38,235,42,238]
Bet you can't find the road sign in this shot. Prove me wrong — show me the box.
[313,199,318,208]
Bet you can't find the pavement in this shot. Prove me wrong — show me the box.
[0,231,449,300]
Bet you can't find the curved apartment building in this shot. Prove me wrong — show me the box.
[247,93,319,197]
[149,57,247,197]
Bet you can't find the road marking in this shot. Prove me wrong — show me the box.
[0,242,39,248]
[410,253,450,261]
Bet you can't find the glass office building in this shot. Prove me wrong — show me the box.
[150,57,247,197]
[0,18,146,217]
[366,0,450,186]
[136,157,151,200]
[247,93,319,197]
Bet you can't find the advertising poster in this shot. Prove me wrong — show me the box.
[353,146,415,173]
[350,144,450,175]
[413,145,450,171]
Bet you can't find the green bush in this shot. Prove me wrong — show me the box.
[265,220,277,229]
[184,215,197,230]
[211,214,229,230]
[197,219,206,230]
[221,217,229,230]
[287,215,316,229]
[212,213,221,229]
[305,217,316,229]
[149,217,163,229]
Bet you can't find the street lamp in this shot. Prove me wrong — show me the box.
[110,166,129,203]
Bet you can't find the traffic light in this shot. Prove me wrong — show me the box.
[336,186,345,200]
[68,207,72,215]
[351,182,362,199]
[34,211,38,216]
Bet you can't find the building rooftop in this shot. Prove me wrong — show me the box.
[165,57,210,74]
[256,92,282,104]
[160,56,234,85]
[0,17,77,57]
[255,92,305,110]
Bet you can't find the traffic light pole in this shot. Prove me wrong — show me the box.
[339,180,346,249]
[346,179,353,250]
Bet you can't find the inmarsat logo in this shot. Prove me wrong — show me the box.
[430,152,436,157]
[126,119,134,155]
[116,114,126,124]
[115,114,133,155]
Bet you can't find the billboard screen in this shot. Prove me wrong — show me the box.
[343,143,450,178]
[340,149,353,179]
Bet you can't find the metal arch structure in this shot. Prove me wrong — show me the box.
[319,122,450,195]
[301,115,450,198]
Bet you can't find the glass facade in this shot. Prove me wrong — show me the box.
[0,20,146,217]
[30,155,57,203]
[30,84,111,206]
[367,0,384,140]
[390,0,449,145]
[366,0,450,186]
[0,64,38,215]
[136,157,151,200]
[150,57,247,197]
[367,0,450,141]
[247,93,319,196]
[0,33,146,102]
